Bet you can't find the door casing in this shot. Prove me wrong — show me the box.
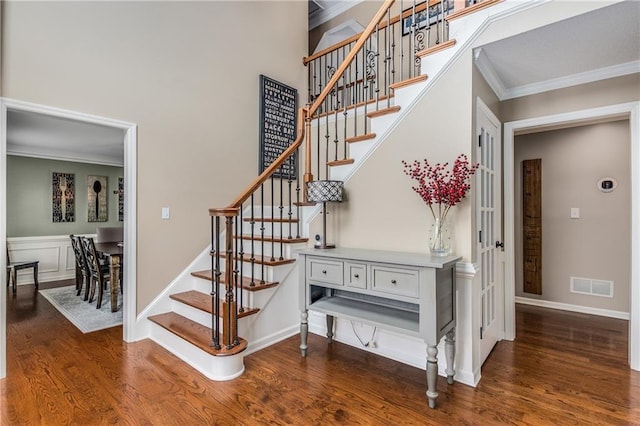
[0,98,138,378]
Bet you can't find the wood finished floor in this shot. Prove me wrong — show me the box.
[2,282,639,425]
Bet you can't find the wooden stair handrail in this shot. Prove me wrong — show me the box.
[227,107,307,209]
[306,0,396,119]
[303,0,444,65]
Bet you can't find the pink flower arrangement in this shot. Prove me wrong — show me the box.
[402,154,478,224]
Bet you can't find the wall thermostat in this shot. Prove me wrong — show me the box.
[597,177,617,193]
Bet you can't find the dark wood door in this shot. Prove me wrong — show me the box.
[522,159,542,295]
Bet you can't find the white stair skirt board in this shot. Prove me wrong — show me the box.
[149,322,245,381]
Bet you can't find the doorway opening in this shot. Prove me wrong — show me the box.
[504,101,640,371]
[1,98,138,378]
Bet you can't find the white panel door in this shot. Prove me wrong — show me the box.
[477,99,503,365]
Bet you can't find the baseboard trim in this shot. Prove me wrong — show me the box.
[245,324,300,356]
[515,296,629,320]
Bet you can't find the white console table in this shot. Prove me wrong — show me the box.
[298,247,460,409]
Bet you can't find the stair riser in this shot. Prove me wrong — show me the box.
[148,323,245,381]
[229,240,307,259]
[192,277,266,304]
[171,299,254,337]
[207,258,299,281]
[240,221,301,239]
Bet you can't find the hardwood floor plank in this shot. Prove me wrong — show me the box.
[2,285,639,424]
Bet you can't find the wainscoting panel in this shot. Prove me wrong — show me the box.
[7,235,95,286]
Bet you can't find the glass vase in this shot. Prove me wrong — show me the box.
[429,217,451,257]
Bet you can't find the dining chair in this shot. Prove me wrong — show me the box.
[6,245,39,294]
[70,235,89,298]
[80,237,111,309]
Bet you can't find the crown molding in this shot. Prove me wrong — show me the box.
[309,0,366,30]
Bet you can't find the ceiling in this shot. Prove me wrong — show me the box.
[309,0,365,30]
[7,110,125,166]
[474,1,640,100]
[5,1,638,165]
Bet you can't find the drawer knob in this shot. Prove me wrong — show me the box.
[354,274,359,279]
[322,270,327,274]
[391,279,397,284]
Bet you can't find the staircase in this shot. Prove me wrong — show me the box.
[141,0,517,381]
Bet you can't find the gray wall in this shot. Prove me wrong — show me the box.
[7,156,124,237]
[514,121,631,312]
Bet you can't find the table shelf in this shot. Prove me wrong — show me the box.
[310,295,420,334]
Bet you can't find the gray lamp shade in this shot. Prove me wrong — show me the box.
[307,180,343,203]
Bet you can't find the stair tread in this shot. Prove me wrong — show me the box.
[242,217,299,223]
[345,133,376,143]
[170,290,259,318]
[366,105,401,118]
[238,235,309,244]
[327,158,355,167]
[191,270,280,291]
[148,312,247,357]
[389,74,428,90]
[217,252,296,266]
[416,39,456,58]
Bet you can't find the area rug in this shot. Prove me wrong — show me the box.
[39,285,123,333]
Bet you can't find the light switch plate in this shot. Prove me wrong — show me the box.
[570,208,580,219]
[162,207,170,220]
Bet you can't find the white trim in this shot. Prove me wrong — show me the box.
[245,324,299,355]
[0,98,138,378]
[0,101,6,379]
[474,47,509,100]
[309,0,366,30]
[515,297,629,320]
[456,261,479,279]
[502,61,640,101]
[6,150,123,168]
[504,101,639,371]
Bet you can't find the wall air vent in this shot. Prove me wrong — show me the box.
[570,276,613,298]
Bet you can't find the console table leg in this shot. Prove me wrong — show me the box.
[426,344,439,409]
[445,329,456,385]
[326,315,334,343]
[300,310,308,357]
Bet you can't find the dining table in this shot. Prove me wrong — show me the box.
[94,241,123,312]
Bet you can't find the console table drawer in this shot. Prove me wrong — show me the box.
[371,265,419,298]
[307,258,343,286]
[345,262,367,289]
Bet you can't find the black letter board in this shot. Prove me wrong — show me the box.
[259,75,298,179]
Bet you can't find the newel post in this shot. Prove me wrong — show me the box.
[209,206,240,350]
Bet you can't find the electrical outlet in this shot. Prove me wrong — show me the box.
[570,208,580,219]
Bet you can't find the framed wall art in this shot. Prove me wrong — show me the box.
[402,0,454,36]
[259,74,298,179]
[88,175,108,222]
[117,177,124,221]
[52,172,75,223]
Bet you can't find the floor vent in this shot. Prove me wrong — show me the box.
[570,277,613,298]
